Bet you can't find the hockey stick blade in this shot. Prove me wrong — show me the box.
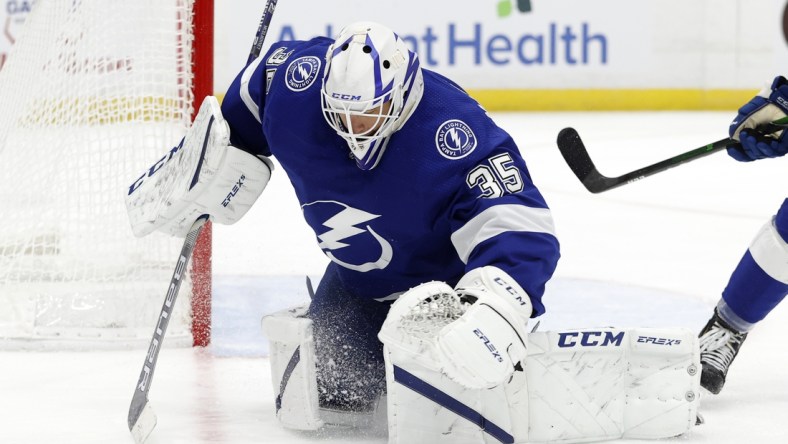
[556,128,731,193]
[127,215,209,444]
[130,403,157,444]
[557,119,788,194]
[556,128,613,193]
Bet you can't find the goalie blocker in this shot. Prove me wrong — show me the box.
[264,270,701,443]
[125,96,272,238]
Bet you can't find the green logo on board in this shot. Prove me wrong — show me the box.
[497,0,532,17]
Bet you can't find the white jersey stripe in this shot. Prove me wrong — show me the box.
[749,218,788,284]
[451,204,556,264]
[240,55,265,123]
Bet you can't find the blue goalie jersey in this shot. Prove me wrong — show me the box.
[221,37,560,316]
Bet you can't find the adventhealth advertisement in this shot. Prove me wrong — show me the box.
[221,0,642,89]
[215,0,785,93]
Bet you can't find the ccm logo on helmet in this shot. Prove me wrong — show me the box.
[332,93,362,101]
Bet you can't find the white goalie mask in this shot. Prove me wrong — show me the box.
[321,21,424,170]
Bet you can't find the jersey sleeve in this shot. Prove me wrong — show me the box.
[448,145,560,317]
[220,48,277,157]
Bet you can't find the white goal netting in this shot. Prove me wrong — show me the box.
[0,0,201,347]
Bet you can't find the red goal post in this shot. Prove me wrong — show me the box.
[191,0,213,347]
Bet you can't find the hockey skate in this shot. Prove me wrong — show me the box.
[698,309,748,394]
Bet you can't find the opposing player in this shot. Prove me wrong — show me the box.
[698,75,788,394]
[222,20,559,426]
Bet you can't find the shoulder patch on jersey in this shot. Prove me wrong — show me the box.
[435,119,478,159]
[285,56,322,92]
[267,47,294,66]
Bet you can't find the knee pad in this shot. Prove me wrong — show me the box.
[261,305,323,430]
[262,304,387,432]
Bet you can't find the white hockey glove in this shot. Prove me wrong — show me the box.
[436,266,531,389]
[125,96,272,237]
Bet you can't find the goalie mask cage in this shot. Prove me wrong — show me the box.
[0,0,213,348]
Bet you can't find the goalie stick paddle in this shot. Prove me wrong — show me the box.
[557,117,788,194]
[127,215,209,443]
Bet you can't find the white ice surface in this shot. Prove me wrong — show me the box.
[3,112,788,443]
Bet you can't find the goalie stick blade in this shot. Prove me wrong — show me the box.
[130,402,157,444]
[556,127,616,193]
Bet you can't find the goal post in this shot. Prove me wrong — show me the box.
[191,0,213,348]
[0,0,213,348]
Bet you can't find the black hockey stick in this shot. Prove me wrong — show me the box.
[557,116,788,194]
[248,0,278,63]
[127,1,279,442]
[128,214,209,443]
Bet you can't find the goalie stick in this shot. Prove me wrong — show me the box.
[127,1,279,442]
[248,0,278,63]
[557,117,788,194]
[128,215,209,444]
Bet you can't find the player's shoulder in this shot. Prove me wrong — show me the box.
[414,69,515,164]
[261,37,332,102]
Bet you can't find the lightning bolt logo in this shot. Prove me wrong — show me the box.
[435,119,477,160]
[447,128,465,149]
[317,206,379,250]
[303,200,393,272]
[296,62,312,82]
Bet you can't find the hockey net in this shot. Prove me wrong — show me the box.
[0,0,212,348]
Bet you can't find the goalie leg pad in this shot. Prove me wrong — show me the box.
[378,282,528,443]
[624,328,700,439]
[526,327,700,443]
[261,305,323,431]
[380,284,699,443]
[382,349,528,444]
